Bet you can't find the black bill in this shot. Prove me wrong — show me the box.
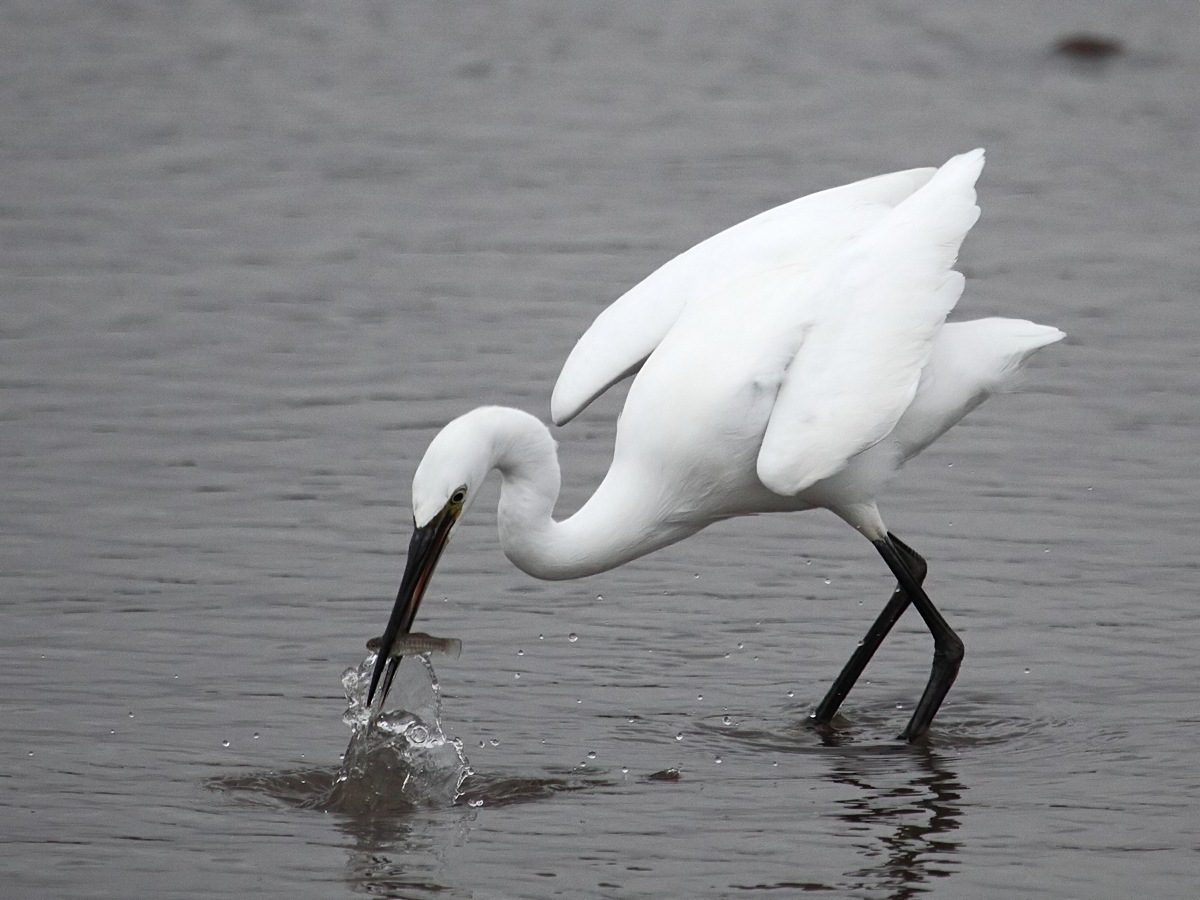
[366,505,458,704]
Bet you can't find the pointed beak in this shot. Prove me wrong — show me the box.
[367,505,459,705]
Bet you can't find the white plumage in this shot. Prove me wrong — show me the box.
[369,149,1064,741]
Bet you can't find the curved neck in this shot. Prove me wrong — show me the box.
[481,408,694,581]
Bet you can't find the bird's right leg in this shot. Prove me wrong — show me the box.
[874,533,964,742]
[810,535,926,726]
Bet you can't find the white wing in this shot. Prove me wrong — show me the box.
[550,165,938,425]
[756,149,985,495]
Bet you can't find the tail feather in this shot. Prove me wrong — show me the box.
[893,317,1064,462]
[981,319,1066,391]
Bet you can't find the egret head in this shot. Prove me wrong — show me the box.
[366,411,496,704]
[410,412,495,527]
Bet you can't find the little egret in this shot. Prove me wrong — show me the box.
[369,149,1063,741]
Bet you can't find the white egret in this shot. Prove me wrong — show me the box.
[369,149,1063,741]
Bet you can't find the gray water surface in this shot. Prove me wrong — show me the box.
[4,2,1200,898]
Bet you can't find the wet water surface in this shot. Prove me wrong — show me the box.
[4,2,1200,897]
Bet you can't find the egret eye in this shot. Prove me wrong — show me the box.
[450,487,467,505]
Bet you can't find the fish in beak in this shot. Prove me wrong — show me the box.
[367,499,461,705]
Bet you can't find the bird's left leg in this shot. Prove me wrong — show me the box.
[873,533,964,742]
[811,535,926,725]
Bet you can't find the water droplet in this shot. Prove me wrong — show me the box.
[693,573,699,579]
[675,732,684,741]
[722,715,732,725]
[127,711,134,718]
[538,634,544,640]
[596,594,603,602]
[1044,548,1050,553]
[772,760,778,767]
[714,755,722,764]
[27,751,33,757]
[805,559,812,566]
[786,690,794,698]
[621,766,629,774]
[737,642,744,650]
[1024,667,1031,675]
[895,704,904,710]
[567,633,578,643]
[252,732,259,740]
[1086,486,1093,492]
[489,738,500,747]
[587,750,597,759]
[517,649,524,656]
[514,671,521,679]
[467,798,483,808]
[221,740,230,748]
[109,729,115,735]
[724,653,731,659]
[697,693,704,701]
[947,462,954,468]
[478,740,486,748]
[824,578,831,585]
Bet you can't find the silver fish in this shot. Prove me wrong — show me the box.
[366,631,462,659]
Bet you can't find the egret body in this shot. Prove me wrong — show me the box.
[369,150,1063,741]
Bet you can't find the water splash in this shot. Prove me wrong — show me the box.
[210,649,605,814]
[322,649,471,812]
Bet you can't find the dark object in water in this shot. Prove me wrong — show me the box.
[645,767,681,782]
[1053,33,1124,60]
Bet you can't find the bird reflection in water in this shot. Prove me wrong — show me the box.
[333,729,966,900]
[717,716,965,897]
[828,747,964,899]
[336,810,472,900]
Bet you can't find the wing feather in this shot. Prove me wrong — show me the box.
[756,149,985,495]
[550,166,938,425]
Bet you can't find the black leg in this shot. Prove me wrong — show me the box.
[873,533,964,742]
[811,535,927,725]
